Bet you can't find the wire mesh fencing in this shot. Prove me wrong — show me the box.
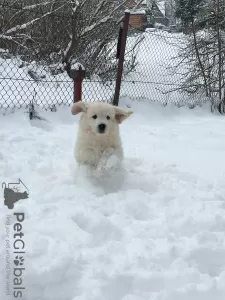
[0,19,121,112]
[0,0,124,112]
[0,55,73,111]
[120,25,210,108]
[0,10,211,113]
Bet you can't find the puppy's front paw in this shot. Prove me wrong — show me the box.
[93,169,103,179]
[105,154,120,170]
[94,161,106,178]
[95,154,120,178]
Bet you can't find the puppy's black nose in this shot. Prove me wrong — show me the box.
[98,123,106,133]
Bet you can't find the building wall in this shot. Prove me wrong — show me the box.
[129,14,147,29]
[165,0,177,25]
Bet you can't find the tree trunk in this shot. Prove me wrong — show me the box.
[216,0,222,101]
[191,19,209,97]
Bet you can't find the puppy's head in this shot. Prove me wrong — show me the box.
[71,101,133,135]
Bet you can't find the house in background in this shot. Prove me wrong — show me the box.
[129,10,148,30]
[124,0,177,30]
[151,1,169,26]
[124,0,148,30]
[164,0,178,26]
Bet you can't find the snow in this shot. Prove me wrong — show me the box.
[4,3,66,36]
[71,62,85,71]
[130,10,146,15]
[81,17,112,36]
[0,48,9,53]
[0,98,225,300]
[64,40,72,58]
[0,34,13,41]
[1,23,225,300]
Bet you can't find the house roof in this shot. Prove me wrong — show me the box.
[157,1,165,16]
[125,0,166,17]
[130,10,146,15]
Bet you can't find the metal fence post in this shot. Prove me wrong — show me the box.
[70,65,86,103]
[113,11,130,106]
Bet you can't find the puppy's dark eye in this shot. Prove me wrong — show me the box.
[106,116,110,120]
[92,115,97,119]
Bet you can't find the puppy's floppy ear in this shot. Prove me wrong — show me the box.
[114,106,133,124]
[71,101,88,115]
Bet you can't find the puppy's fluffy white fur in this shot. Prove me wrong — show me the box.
[71,101,133,177]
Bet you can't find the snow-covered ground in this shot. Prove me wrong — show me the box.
[1,97,225,300]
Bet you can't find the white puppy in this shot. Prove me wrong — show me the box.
[71,101,133,178]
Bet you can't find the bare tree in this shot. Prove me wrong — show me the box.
[0,0,144,80]
[165,0,225,112]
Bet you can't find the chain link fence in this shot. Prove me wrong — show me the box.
[120,25,210,108]
[0,10,210,113]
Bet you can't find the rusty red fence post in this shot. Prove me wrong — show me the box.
[70,65,86,103]
[113,11,130,106]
